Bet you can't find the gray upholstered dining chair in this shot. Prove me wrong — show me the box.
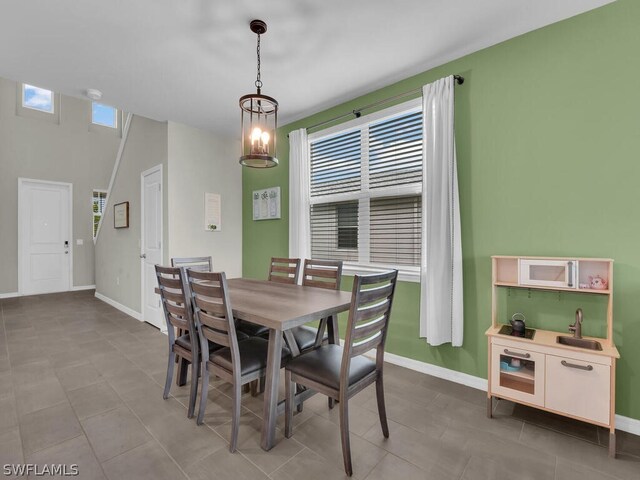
[284,270,398,476]
[290,259,343,411]
[155,265,200,418]
[187,269,290,451]
[291,259,343,352]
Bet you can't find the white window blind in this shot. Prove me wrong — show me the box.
[308,101,422,280]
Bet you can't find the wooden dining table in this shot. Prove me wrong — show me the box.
[226,278,352,450]
[159,276,353,451]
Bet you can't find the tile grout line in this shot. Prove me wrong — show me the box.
[268,446,311,478]
[93,361,192,479]
[457,455,473,480]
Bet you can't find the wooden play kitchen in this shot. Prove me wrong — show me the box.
[486,255,619,457]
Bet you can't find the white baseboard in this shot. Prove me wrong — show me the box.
[1,285,95,298]
[71,285,96,291]
[377,351,488,391]
[370,350,640,436]
[94,291,142,321]
[616,414,640,436]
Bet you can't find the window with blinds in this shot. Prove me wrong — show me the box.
[92,190,107,238]
[307,101,423,277]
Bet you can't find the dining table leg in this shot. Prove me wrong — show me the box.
[328,314,340,346]
[261,328,283,451]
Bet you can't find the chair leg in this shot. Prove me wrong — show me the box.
[339,396,353,477]
[328,398,335,409]
[250,380,259,397]
[230,381,241,453]
[187,357,199,419]
[259,375,265,394]
[375,374,389,438]
[284,370,294,438]
[177,357,189,386]
[163,349,176,400]
[196,362,210,425]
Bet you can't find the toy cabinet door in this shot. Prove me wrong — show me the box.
[545,354,610,425]
[491,342,545,407]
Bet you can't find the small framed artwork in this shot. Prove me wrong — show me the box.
[204,193,222,231]
[114,201,129,229]
[253,186,281,221]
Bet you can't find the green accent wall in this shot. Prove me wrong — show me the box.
[243,0,640,420]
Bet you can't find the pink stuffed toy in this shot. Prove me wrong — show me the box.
[589,275,608,290]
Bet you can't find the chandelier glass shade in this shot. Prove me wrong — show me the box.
[239,20,278,168]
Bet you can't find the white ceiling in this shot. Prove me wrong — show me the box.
[0,0,614,136]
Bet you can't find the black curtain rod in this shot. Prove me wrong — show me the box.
[295,74,464,135]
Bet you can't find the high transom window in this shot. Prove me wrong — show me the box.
[22,84,54,113]
[92,102,118,128]
[308,100,422,280]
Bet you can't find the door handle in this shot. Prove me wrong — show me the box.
[140,253,146,259]
[561,360,593,371]
[503,349,531,359]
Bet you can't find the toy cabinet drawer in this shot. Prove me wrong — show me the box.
[545,354,610,425]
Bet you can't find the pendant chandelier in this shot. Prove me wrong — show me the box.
[239,20,278,168]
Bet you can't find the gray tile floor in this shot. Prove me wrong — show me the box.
[0,291,638,480]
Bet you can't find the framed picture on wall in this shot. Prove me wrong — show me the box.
[114,201,129,229]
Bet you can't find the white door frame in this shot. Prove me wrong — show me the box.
[140,164,163,327]
[17,177,74,295]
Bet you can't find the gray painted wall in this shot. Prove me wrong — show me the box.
[94,115,168,313]
[167,121,242,278]
[0,77,119,294]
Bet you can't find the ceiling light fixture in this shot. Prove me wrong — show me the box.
[239,19,278,168]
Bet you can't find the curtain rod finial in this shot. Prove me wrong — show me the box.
[454,75,464,85]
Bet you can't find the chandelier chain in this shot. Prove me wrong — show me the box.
[255,33,263,90]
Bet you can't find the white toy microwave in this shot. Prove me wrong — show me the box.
[519,259,576,289]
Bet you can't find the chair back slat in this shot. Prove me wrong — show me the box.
[352,316,387,342]
[165,302,189,330]
[268,257,301,285]
[190,282,223,299]
[157,275,183,290]
[194,296,226,318]
[350,333,383,357]
[197,308,229,333]
[303,279,338,290]
[155,265,197,344]
[342,270,398,372]
[187,269,241,375]
[161,289,186,304]
[354,299,390,323]
[201,327,231,348]
[358,283,394,305]
[172,256,213,272]
[302,259,343,291]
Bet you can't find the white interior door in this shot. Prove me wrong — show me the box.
[141,165,164,330]
[19,179,72,295]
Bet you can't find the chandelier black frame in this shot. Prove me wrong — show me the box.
[239,20,278,168]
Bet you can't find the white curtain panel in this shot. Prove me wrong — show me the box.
[419,76,464,347]
[288,128,311,259]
